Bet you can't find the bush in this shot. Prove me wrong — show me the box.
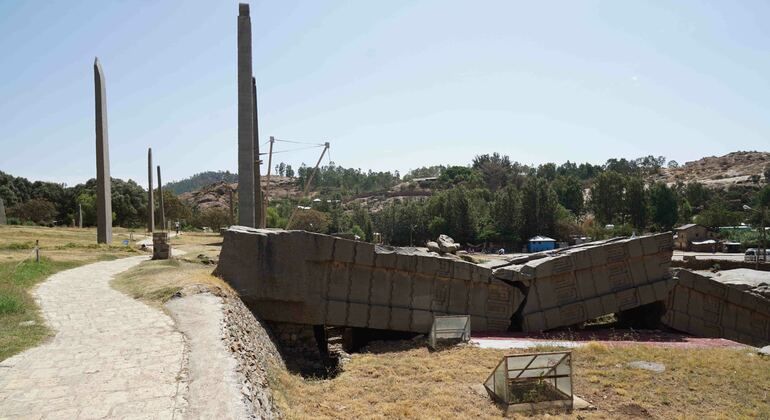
[286,209,330,233]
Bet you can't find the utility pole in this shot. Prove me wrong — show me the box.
[744,204,767,269]
[286,142,330,228]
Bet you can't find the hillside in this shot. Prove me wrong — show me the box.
[178,177,303,210]
[164,171,238,195]
[654,151,770,187]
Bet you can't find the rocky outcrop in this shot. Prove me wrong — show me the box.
[657,151,770,187]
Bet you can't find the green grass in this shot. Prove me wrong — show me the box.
[0,258,80,360]
[0,242,36,250]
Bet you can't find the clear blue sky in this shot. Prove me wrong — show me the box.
[1,0,769,186]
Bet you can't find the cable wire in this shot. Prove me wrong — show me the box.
[275,138,326,146]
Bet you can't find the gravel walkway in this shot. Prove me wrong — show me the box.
[0,256,187,419]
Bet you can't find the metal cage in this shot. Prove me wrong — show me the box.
[483,351,574,413]
[428,315,471,349]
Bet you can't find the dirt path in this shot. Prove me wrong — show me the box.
[0,255,248,419]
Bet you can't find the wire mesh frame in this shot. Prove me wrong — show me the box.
[428,315,471,349]
[483,351,574,407]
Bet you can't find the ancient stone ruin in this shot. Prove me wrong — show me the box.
[93,57,112,244]
[0,198,6,225]
[237,3,257,228]
[157,166,166,230]
[215,228,770,352]
[147,148,155,233]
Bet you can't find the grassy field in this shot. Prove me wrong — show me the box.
[271,341,770,419]
[0,226,142,360]
[0,225,142,263]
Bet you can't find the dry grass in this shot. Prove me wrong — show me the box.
[271,341,770,419]
[168,231,223,262]
[0,225,140,263]
[111,258,231,306]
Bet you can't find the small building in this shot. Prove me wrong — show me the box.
[674,224,716,251]
[528,236,556,253]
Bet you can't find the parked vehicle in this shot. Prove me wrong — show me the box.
[744,248,767,262]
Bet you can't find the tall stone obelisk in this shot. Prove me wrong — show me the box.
[237,3,255,227]
[0,198,6,225]
[78,203,83,228]
[252,77,264,228]
[157,166,166,231]
[94,58,112,244]
[147,148,155,232]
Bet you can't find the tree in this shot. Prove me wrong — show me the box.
[684,182,709,210]
[649,182,678,230]
[764,166,770,183]
[552,175,584,215]
[536,163,557,182]
[625,177,647,229]
[590,171,626,225]
[491,185,523,243]
[161,190,193,223]
[437,166,482,188]
[285,165,295,178]
[667,160,679,169]
[9,198,57,224]
[520,177,558,240]
[696,197,742,227]
[472,153,512,191]
[195,208,231,230]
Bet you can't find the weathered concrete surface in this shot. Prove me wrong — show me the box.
[93,57,112,244]
[0,256,186,418]
[215,227,521,333]
[662,269,770,347]
[493,234,676,332]
[237,3,255,228]
[166,293,248,419]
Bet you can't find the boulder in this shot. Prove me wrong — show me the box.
[426,241,441,253]
[437,234,461,254]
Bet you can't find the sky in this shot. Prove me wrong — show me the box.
[1,0,769,187]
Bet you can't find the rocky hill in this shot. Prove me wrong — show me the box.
[654,151,770,188]
[179,177,303,211]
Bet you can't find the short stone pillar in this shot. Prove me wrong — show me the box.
[152,232,171,260]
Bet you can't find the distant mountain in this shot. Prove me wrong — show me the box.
[164,171,238,195]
